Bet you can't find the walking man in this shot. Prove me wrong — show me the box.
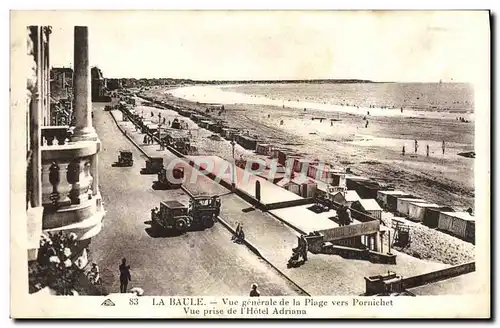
[402,145,405,156]
[442,140,446,155]
[426,144,430,157]
[119,258,131,293]
[414,140,418,153]
[300,235,309,262]
[250,283,260,297]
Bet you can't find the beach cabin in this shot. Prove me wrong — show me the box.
[396,198,426,216]
[407,202,441,222]
[422,207,454,228]
[355,180,382,199]
[386,193,415,212]
[307,165,339,185]
[330,172,347,187]
[345,175,370,188]
[294,158,318,174]
[438,212,475,242]
[237,135,258,150]
[255,143,272,156]
[332,190,361,207]
[277,175,317,198]
[352,199,383,220]
[199,120,212,129]
[376,190,407,209]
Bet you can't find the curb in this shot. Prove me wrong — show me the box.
[110,108,311,296]
[109,110,151,160]
[216,215,311,297]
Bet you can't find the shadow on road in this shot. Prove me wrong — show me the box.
[111,162,134,168]
[144,221,214,238]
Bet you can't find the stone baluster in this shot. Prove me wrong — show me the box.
[48,162,61,206]
[90,154,99,196]
[67,159,81,205]
[57,162,72,206]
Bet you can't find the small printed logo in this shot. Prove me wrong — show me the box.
[101,299,116,306]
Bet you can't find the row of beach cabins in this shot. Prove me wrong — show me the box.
[138,95,476,245]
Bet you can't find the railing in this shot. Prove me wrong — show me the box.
[41,126,72,146]
[40,128,101,219]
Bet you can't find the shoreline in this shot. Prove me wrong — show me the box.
[165,84,475,121]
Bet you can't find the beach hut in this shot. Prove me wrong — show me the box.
[386,193,414,212]
[352,199,383,220]
[256,143,272,156]
[396,198,426,216]
[407,202,441,222]
[439,212,475,241]
[294,158,317,174]
[330,172,347,187]
[332,190,361,207]
[376,190,407,209]
[355,180,382,199]
[345,175,370,190]
[239,135,258,150]
[422,206,454,228]
[277,150,287,166]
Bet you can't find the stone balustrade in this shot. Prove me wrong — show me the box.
[40,138,102,237]
[41,126,73,146]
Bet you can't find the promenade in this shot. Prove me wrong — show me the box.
[109,105,449,296]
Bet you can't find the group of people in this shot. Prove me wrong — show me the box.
[402,140,446,157]
[143,135,154,145]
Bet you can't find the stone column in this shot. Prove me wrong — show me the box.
[30,26,42,207]
[72,26,97,141]
[90,153,99,196]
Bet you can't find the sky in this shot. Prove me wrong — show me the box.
[12,10,490,82]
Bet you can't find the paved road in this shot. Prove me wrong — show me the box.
[89,103,303,296]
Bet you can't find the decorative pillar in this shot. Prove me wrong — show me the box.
[90,154,99,196]
[71,26,97,141]
[30,26,42,208]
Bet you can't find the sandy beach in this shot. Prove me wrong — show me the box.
[145,84,474,210]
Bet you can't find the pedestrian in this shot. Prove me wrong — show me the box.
[300,235,308,262]
[426,144,430,157]
[250,284,260,297]
[442,140,446,155]
[365,120,369,128]
[402,145,405,156]
[119,258,131,293]
[414,140,418,153]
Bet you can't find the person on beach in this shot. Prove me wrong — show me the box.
[401,107,403,113]
[365,120,369,128]
[442,140,446,154]
[402,145,406,156]
[426,144,430,157]
[414,140,418,153]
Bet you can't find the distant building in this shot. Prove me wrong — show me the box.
[91,66,106,101]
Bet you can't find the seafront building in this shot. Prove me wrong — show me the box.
[26,26,105,266]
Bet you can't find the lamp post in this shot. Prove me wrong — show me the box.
[230,139,236,191]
